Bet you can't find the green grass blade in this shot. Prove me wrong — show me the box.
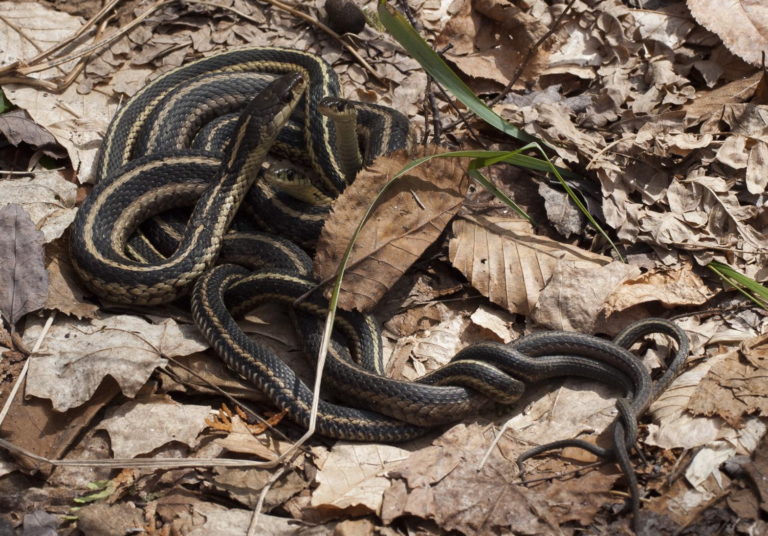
[377,0,535,145]
[708,261,768,309]
[467,167,530,221]
[0,89,11,114]
[467,144,623,260]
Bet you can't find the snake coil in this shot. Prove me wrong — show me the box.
[70,47,689,529]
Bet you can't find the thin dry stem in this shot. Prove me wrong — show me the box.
[0,312,56,429]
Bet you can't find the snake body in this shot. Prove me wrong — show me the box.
[69,47,689,525]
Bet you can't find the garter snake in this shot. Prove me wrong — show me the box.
[71,47,410,302]
[69,47,689,526]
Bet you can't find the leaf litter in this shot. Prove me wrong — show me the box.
[0,0,766,534]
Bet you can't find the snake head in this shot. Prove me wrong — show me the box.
[222,73,307,173]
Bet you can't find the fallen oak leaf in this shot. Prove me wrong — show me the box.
[314,146,469,311]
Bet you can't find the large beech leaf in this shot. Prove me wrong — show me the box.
[448,215,609,315]
[314,147,469,311]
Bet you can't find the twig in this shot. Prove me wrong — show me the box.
[6,16,112,93]
[586,134,633,170]
[0,312,56,429]
[426,79,442,144]
[184,0,267,25]
[478,420,510,469]
[0,14,47,62]
[24,0,121,67]
[669,306,747,321]
[0,437,282,469]
[247,464,293,535]
[395,0,441,144]
[270,325,330,462]
[440,0,578,135]
[12,0,175,77]
[514,460,605,486]
[432,75,487,148]
[0,170,37,176]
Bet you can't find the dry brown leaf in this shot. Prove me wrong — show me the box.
[725,433,768,518]
[213,415,279,461]
[603,263,714,316]
[688,334,768,427]
[381,424,561,533]
[682,71,763,121]
[716,134,749,169]
[24,314,208,411]
[537,181,586,238]
[746,140,768,194]
[76,503,145,536]
[213,466,307,510]
[639,341,767,516]
[48,433,112,489]
[1,377,116,471]
[436,0,556,88]
[634,7,696,49]
[0,460,15,478]
[448,215,610,316]
[182,501,308,536]
[0,109,61,153]
[161,352,268,402]
[503,379,626,462]
[469,305,513,343]
[314,147,469,311]
[688,0,768,66]
[393,310,468,381]
[0,1,82,63]
[0,2,109,181]
[646,354,730,451]
[23,511,59,534]
[308,442,411,517]
[43,238,99,319]
[0,171,77,243]
[0,204,48,327]
[532,260,642,333]
[711,104,768,142]
[98,399,211,458]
